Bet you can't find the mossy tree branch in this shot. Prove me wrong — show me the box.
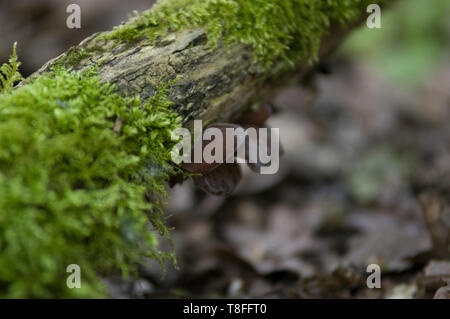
[2,0,394,297]
[31,1,387,128]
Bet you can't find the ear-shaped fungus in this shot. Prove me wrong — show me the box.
[238,104,283,174]
[178,104,283,196]
[192,162,242,196]
[182,123,245,196]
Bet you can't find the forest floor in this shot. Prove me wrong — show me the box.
[106,57,450,299]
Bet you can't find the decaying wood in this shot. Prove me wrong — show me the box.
[31,19,365,129]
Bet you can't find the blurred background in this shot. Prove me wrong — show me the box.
[1,0,449,298]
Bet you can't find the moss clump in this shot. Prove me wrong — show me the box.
[102,0,388,67]
[0,42,24,94]
[57,47,94,69]
[0,62,181,297]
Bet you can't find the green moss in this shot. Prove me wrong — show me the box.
[101,0,388,68]
[57,47,93,68]
[0,42,24,94]
[0,63,181,297]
